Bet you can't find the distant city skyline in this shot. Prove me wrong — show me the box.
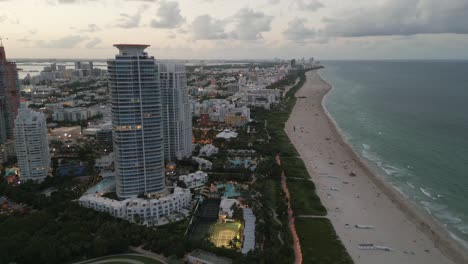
[1,0,468,60]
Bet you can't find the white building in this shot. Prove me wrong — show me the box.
[192,157,213,170]
[108,44,165,198]
[236,89,281,110]
[78,187,192,222]
[79,195,129,218]
[179,171,208,189]
[199,144,218,157]
[241,208,256,254]
[219,198,239,218]
[159,63,193,161]
[52,107,100,122]
[190,99,250,126]
[15,107,50,182]
[216,129,238,140]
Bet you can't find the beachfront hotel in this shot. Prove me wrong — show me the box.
[79,187,192,223]
[14,106,50,182]
[108,44,165,198]
[159,63,193,161]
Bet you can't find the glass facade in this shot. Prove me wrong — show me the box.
[108,45,165,198]
[159,63,192,161]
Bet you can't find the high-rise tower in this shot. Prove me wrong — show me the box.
[108,44,165,198]
[15,107,50,182]
[0,44,20,161]
[159,63,192,161]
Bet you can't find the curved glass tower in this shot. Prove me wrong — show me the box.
[108,44,165,198]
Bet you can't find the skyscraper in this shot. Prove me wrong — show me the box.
[0,44,20,161]
[159,63,192,161]
[15,106,50,182]
[108,44,165,198]
[74,61,82,70]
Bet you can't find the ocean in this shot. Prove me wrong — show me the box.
[320,61,468,248]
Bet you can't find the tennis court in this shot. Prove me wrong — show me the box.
[209,222,241,247]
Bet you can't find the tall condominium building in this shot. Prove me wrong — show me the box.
[159,63,192,161]
[0,45,20,161]
[15,107,50,182]
[74,61,82,70]
[108,44,165,198]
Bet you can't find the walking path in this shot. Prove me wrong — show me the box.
[297,215,328,219]
[276,154,303,264]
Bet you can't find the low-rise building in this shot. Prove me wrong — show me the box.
[179,171,208,189]
[79,187,192,223]
[199,144,218,157]
[219,198,239,218]
[216,129,238,140]
[52,107,100,122]
[192,157,213,170]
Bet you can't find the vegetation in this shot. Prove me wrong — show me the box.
[251,69,352,263]
[0,178,189,264]
[295,218,353,264]
[287,179,326,216]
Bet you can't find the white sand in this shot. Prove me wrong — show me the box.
[285,71,468,264]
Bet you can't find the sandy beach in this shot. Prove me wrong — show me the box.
[285,70,468,264]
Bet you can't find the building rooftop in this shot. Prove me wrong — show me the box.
[113,44,150,49]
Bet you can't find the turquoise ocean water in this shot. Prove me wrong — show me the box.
[320,61,468,248]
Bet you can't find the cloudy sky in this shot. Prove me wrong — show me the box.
[1,0,468,60]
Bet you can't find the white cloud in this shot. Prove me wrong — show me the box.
[231,8,273,40]
[296,0,323,11]
[81,23,101,32]
[85,37,102,48]
[150,1,184,28]
[192,15,227,40]
[114,6,146,28]
[323,0,468,37]
[35,35,87,48]
[283,18,315,41]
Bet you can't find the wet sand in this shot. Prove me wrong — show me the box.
[285,70,468,264]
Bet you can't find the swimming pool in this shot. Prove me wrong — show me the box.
[85,177,116,195]
[217,183,241,198]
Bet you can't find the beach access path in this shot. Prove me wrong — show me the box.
[285,70,461,264]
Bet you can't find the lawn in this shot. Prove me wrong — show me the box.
[295,218,353,264]
[287,178,326,216]
[281,156,312,179]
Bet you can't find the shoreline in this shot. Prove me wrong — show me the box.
[318,71,468,263]
[285,70,468,264]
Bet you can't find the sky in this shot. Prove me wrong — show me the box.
[1,0,468,60]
